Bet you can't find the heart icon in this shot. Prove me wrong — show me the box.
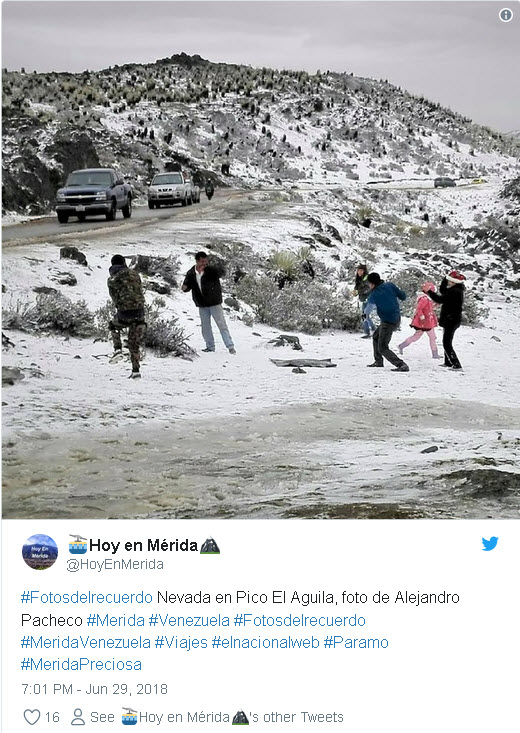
[24,709,40,725]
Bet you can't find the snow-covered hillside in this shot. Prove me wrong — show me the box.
[3,181,520,519]
[3,53,520,214]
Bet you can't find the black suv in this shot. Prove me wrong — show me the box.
[55,168,132,223]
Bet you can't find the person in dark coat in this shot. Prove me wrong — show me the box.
[205,179,214,200]
[364,273,409,371]
[182,251,235,354]
[353,264,375,338]
[426,270,465,369]
[107,254,146,379]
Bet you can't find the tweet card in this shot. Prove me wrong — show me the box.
[2,1,519,731]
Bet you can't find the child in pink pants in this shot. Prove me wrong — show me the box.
[398,282,440,358]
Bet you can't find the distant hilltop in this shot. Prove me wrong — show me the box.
[2,52,520,214]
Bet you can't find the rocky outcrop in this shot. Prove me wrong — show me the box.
[46,129,100,181]
[2,126,100,215]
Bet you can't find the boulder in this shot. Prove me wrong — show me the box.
[145,280,172,296]
[33,286,58,295]
[314,233,334,247]
[268,334,303,351]
[60,246,88,266]
[2,366,24,386]
[54,272,77,286]
[325,225,343,242]
[224,296,240,311]
[46,130,100,183]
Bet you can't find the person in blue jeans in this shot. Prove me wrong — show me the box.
[362,299,377,337]
[182,251,235,354]
[364,272,409,372]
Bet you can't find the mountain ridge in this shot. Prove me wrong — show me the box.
[2,52,519,214]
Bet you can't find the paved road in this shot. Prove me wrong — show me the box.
[2,198,212,245]
[3,181,485,246]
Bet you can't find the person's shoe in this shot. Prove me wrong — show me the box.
[109,349,123,364]
[397,344,404,355]
[432,353,442,359]
[361,334,371,339]
[129,370,141,379]
[367,362,384,367]
[438,363,451,367]
[391,364,410,372]
[228,348,236,354]
[451,365,463,371]
[201,347,215,353]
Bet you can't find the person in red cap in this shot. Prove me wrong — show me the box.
[398,281,440,358]
[426,271,466,370]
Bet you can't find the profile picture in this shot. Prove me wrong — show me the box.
[22,534,58,569]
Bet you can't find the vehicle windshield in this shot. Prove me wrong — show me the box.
[66,171,113,187]
[152,174,183,185]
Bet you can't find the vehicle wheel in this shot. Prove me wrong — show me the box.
[57,212,69,224]
[105,199,117,221]
[181,197,187,207]
[122,196,132,219]
[148,201,155,209]
[77,213,86,222]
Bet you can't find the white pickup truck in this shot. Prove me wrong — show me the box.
[148,172,192,208]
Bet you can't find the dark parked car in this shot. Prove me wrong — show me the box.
[55,168,132,223]
[434,177,456,188]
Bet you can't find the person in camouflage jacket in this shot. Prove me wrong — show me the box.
[107,254,146,378]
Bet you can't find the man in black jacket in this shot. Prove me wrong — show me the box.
[182,251,236,354]
[427,270,465,369]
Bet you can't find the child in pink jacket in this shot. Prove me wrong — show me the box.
[398,282,440,358]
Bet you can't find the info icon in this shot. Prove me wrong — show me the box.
[22,534,58,570]
[122,708,137,726]
[499,8,513,22]
[69,534,88,554]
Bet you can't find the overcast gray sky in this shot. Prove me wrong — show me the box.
[2,1,519,132]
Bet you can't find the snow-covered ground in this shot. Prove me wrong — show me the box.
[2,188,520,519]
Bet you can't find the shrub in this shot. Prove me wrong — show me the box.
[131,254,179,286]
[208,241,258,284]
[357,205,373,221]
[2,293,96,337]
[96,299,195,358]
[267,251,299,288]
[461,291,489,326]
[2,299,34,331]
[501,177,520,201]
[145,301,195,358]
[235,274,359,333]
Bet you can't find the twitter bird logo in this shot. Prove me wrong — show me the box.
[482,537,498,551]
